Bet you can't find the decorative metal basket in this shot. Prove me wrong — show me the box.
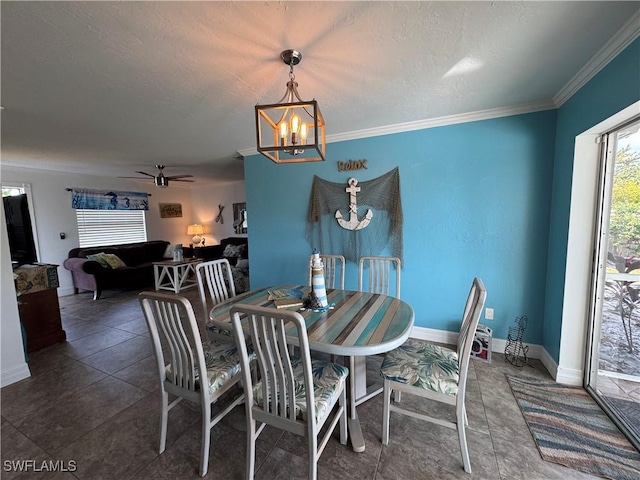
[504,315,529,367]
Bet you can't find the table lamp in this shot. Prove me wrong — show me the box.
[187,224,204,246]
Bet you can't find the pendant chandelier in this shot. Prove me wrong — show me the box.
[255,49,326,163]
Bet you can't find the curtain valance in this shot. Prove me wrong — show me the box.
[70,189,149,210]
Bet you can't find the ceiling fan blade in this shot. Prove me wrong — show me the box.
[165,174,194,180]
[171,178,195,182]
[134,171,155,178]
[118,176,153,180]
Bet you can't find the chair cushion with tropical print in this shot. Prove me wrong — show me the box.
[165,340,254,395]
[252,359,349,423]
[380,339,460,395]
[206,323,234,338]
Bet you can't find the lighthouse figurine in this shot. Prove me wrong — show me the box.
[310,249,329,308]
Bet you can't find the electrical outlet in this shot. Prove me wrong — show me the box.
[485,308,494,320]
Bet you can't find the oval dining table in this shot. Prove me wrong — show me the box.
[208,284,415,453]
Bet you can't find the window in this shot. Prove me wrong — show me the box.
[76,209,147,247]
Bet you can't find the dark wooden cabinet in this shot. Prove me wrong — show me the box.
[18,289,66,352]
[14,264,66,352]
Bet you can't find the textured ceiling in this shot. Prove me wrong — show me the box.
[1,1,639,185]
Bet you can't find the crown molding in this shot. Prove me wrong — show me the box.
[239,15,639,159]
[236,146,257,158]
[0,162,57,173]
[553,10,640,107]
[326,101,556,144]
[237,100,556,158]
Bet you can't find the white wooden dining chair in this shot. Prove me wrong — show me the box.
[380,277,487,473]
[308,254,346,289]
[139,291,246,477]
[196,259,236,339]
[230,304,348,480]
[358,256,401,298]
[354,256,402,406]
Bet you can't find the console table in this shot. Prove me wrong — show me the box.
[153,258,201,294]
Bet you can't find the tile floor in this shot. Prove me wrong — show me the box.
[1,287,602,480]
[597,374,640,402]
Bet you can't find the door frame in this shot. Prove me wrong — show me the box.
[558,101,639,385]
[582,115,640,452]
[583,131,615,387]
[2,182,41,262]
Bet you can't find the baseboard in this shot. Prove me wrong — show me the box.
[515,346,583,385]
[555,365,584,386]
[539,347,559,380]
[410,326,543,359]
[410,326,457,345]
[404,326,582,385]
[0,362,31,388]
[57,286,76,297]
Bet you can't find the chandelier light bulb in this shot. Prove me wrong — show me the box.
[290,114,301,144]
[291,114,300,133]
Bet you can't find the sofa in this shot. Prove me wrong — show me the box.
[63,240,169,300]
[194,237,247,264]
[194,237,249,293]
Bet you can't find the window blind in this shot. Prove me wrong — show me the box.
[76,209,147,247]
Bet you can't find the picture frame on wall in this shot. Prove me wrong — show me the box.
[233,202,247,234]
[159,203,182,218]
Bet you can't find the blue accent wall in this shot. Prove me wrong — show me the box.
[245,110,556,344]
[245,38,639,359]
[542,37,640,362]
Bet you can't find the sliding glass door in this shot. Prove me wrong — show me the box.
[585,117,640,450]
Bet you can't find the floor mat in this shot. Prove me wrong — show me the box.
[507,375,640,480]
[602,395,640,443]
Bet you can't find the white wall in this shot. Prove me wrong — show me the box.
[1,166,196,295]
[1,166,246,387]
[190,180,247,243]
[1,205,31,387]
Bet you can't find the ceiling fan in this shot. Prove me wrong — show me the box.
[119,165,194,188]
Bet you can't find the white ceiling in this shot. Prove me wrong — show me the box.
[2,1,639,186]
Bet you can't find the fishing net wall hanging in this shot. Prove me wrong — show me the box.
[306,167,403,264]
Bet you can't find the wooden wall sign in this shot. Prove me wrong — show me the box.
[159,203,182,218]
[337,159,367,171]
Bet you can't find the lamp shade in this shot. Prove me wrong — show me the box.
[187,224,204,236]
[187,224,205,245]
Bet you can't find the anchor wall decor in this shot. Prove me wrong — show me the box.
[335,178,373,230]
